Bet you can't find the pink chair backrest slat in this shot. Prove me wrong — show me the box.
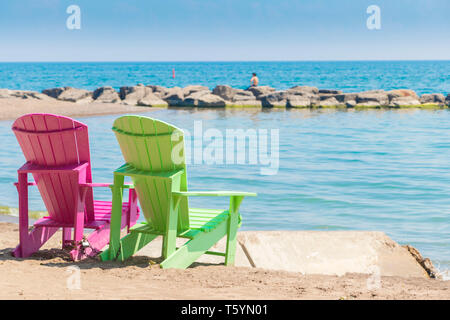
[12,114,95,223]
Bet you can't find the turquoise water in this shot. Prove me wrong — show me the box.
[1,61,449,95]
[0,108,449,273]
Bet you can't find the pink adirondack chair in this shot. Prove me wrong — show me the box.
[11,113,139,260]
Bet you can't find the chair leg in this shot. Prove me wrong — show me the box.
[107,174,125,260]
[100,225,158,261]
[13,226,59,258]
[225,196,244,266]
[225,214,239,266]
[160,219,228,269]
[62,228,72,248]
[70,211,85,261]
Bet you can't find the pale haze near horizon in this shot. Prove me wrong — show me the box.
[0,0,449,62]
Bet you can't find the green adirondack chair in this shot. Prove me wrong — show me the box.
[100,115,256,269]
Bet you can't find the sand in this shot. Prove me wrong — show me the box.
[0,96,159,121]
[0,223,448,300]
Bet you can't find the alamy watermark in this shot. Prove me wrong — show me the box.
[171,121,279,175]
[66,5,81,30]
[66,265,81,290]
[367,5,381,30]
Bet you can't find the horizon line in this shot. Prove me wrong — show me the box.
[1,59,450,63]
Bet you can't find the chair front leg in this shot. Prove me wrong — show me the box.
[12,172,29,257]
[71,185,87,260]
[162,195,181,259]
[108,173,125,260]
[225,196,244,266]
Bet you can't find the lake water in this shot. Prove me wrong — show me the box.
[0,108,449,275]
[0,61,449,95]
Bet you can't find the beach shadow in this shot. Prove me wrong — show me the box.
[1,245,225,270]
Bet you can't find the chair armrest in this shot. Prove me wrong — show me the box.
[172,191,257,197]
[13,181,37,187]
[18,161,89,173]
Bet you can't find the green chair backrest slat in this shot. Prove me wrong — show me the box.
[112,115,189,232]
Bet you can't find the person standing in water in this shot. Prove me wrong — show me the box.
[250,73,259,87]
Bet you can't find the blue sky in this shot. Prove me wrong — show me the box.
[0,0,449,61]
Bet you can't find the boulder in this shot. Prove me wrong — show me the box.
[162,87,184,106]
[356,91,389,106]
[446,94,450,106]
[319,89,342,94]
[319,97,345,107]
[389,96,421,107]
[212,85,240,101]
[197,94,226,107]
[42,87,65,99]
[388,89,418,100]
[286,96,310,108]
[231,90,256,102]
[56,87,92,103]
[184,91,225,107]
[287,86,319,95]
[334,93,358,103]
[120,85,154,105]
[247,86,276,98]
[420,93,445,104]
[137,92,168,107]
[146,85,170,98]
[259,91,290,108]
[93,86,120,103]
[183,85,210,97]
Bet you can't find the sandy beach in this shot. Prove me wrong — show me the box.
[0,96,157,121]
[0,222,448,300]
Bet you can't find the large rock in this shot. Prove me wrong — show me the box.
[446,94,450,106]
[120,85,154,105]
[319,89,342,94]
[319,97,345,107]
[247,86,276,98]
[389,96,421,107]
[212,85,240,101]
[286,96,311,108]
[137,92,168,107]
[356,91,389,106]
[56,87,92,103]
[93,86,120,103]
[388,89,418,99]
[231,90,256,102]
[146,85,170,98]
[183,85,209,97]
[287,85,319,95]
[162,87,184,106]
[184,91,225,107]
[42,87,65,99]
[259,91,290,108]
[420,93,445,104]
[335,93,358,103]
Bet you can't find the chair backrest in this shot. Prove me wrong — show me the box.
[112,115,189,232]
[12,113,95,223]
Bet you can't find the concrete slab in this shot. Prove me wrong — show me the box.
[236,231,429,278]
